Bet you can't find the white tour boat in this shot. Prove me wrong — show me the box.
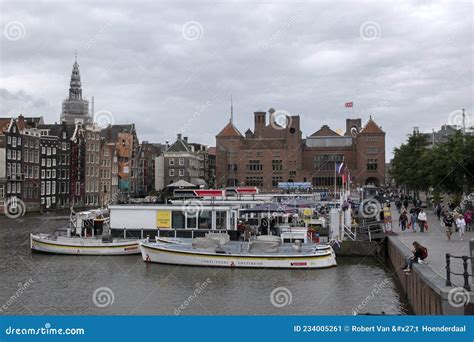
[30,209,141,255]
[140,233,337,269]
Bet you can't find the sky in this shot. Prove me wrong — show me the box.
[1,0,472,159]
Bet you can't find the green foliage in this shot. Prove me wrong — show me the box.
[390,132,473,197]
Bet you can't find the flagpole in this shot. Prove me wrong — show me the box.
[334,163,337,200]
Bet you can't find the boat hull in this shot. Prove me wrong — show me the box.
[140,243,337,269]
[30,234,141,255]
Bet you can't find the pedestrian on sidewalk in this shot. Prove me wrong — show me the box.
[435,203,442,220]
[418,209,427,232]
[409,207,418,232]
[399,210,408,231]
[396,200,402,213]
[442,212,455,240]
[402,241,428,273]
[403,199,409,210]
[456,214,466,240]
[464,210,472,232]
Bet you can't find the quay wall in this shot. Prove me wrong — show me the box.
[387,236,471,315]
[335,240,385,258]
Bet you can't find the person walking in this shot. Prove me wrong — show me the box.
[418,209,427,232]
[399,210,408,231]
[443,212,455,241]
[435,203,442,221]
[403,198,409,211]
[456,215,466,240]
[396,200,402,213]
[409,207,418,232]
[464,210,472,232]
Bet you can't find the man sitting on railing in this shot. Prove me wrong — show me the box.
[402,241,428,274]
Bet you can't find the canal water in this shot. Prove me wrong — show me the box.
[0,212,411,315]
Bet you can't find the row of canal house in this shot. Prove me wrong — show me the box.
[0,115,157,214]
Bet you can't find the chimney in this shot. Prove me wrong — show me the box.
[183,136,188,143]
[254,110,266,137]
[177,133,182,140]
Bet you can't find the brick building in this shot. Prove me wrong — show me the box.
[215,109,385,191]
[85,124,101,206]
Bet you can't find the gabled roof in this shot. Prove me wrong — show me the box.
[216,121,243,138]
[166,139,189,152]
[360,117,384,134]
[100,124,136,141]
[39,123,76,137]
[310,125,340,137]
[207,146,216,155]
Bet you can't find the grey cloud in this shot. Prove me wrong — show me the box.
[0,1,472,156]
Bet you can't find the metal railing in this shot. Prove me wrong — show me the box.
[446,253,473,291]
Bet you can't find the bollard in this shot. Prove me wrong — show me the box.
[462,256,471,291]
[446,253,452,286]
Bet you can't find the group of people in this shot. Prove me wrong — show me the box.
[397,206,428,232]
[435,203,471,241]
[395,196,471,241]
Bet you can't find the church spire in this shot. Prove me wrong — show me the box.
[69,52,82,101]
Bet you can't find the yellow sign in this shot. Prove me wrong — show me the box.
[303,208,312,216]
[156,210,171,228]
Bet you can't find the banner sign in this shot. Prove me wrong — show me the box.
[0,316,471,342]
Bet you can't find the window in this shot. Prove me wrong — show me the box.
[46,181,51,195]
[52,181,56,195]
[17,137,21,145]
[367,159,378,171]
[367,146,378,155]
[169,158,174,165]
[313,154,344,171]
[62,142,66,150]
[17,151,21,160]
[46,170,51,179]
[169,169,175,176]
[7,150,11,159]
[272,160,283,172]
[272,176,283,187]
[52,147,56,155]
[245,176,263,186]
[7,136,11,144]
[41,146,46,154]
[179,169,184,176]
[179,158,184,165]
[246,160,262,172]
[41,159,45,166]
[41,182,45,195]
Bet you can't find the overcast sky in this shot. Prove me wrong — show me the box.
[1,0,472,159]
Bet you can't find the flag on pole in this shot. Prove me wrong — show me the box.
[345,102,353,108]
[335,162,344,174]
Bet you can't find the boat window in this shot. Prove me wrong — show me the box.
[172,211,185,229]
[186,215,197,229]
[198,210,212,229]
[216,211,227,229]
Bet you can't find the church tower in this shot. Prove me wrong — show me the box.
[60,52,92,124]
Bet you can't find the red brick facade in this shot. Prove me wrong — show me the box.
[215,110,385,191]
